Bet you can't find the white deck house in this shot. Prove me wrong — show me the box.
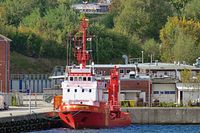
[62,68,105,106]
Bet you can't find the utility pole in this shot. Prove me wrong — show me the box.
[141,51,144,63]
[148,63,151,107]
[150,54,153,64]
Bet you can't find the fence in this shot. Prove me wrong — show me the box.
[10,74,52,93]
[0,92,55,107]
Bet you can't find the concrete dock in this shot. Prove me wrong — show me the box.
[0,106,53,119]
[1,106,200,132]
[124,107,200,124]
[0,106,53,118]
[2,106,200,124]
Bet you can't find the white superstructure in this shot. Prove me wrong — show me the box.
[61,67,105,106]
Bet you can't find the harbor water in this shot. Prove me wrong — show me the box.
[30,124,200,133]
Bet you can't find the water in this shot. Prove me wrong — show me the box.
[30,125,200,133]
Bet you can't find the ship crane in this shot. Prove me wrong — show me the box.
[107,66,121,119]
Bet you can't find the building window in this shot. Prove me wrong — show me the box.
[75,89,77,92]
[70,77,73,81]
[164,72,168,75]
[160,91,164,94]
[67,89,70,92]
[153,91,159,94]
[120,69,124,74]
[165,91,170,94]
[89,89,92,93]
[170,91,175,94]
[88,77,91,81]
[82,89,84,92]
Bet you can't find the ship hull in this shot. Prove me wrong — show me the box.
[58,104,131,129]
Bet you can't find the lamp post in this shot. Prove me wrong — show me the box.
[29,85,31,114]
[142,51,144,63]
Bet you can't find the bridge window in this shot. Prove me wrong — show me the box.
[120,69,124,74]
[74,77,77,81]
[126,69,131,74]
[78,77,82,81]
[70,77,73,81]
[88,77,91,81]
[83,77,87,81]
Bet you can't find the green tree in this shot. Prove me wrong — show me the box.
[2,0,38,26]
[173,32,198,64]
[43,4,79,43]
[181,68,192,83]
[169,0,191,17]
[21,8,42,33]
[114,0,173,40]
[183,0,200,20]
[143,39,160,62]
[160,17,200,63]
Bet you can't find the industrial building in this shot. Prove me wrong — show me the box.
[0,34,11,93]
[10,58,200,106]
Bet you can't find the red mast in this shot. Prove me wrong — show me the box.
[74,17,90,68]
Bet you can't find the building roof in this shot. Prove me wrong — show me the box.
[152,78,178,84]
[91,63,200,71]
[0,34,12,42]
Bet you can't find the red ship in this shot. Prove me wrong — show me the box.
[58,17,131,129]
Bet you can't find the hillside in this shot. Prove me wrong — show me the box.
[1,0,200,73]
[11,52,65,74]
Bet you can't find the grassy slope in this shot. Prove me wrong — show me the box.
[11,52,66,74]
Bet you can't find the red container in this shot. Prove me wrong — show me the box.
[0,35,11,93]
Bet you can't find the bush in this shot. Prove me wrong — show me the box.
[159,102,176,107]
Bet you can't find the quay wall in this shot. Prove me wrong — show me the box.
[0,107,61,132]
[124,107,200,124]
